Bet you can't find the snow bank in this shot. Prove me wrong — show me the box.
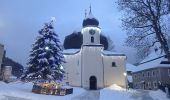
[100,84,169,100]
[106,84,125,91]
[100,84,134,100]
[149,90,169,100]
[0,81,85,100]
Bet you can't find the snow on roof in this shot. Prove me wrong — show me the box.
[134,52,170,72]
[141,51,163,63]
[126,63,137,72]
[102,50,125,56]
[63,49,80,55]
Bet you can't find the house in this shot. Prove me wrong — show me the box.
[62,9,127,90]
[132,52,170,90]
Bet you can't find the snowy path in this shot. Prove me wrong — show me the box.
[0,95,30,100]
[130,90,154,100]
[72,90,100,100]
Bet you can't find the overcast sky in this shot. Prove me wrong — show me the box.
[0,0,136,66]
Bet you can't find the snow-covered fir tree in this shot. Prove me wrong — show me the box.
[22,19,64,83]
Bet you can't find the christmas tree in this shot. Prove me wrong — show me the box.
[22,19,65,83]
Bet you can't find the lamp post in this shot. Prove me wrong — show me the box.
[123,72,128,90]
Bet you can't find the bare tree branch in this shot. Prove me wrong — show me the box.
[118,0,170,60]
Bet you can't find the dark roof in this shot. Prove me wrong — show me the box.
[82,17,99,27]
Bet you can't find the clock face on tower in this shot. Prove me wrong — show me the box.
[89,29,95,35]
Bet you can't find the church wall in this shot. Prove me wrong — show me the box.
[62,52,81,87]
[102,55,127,88]
[82,46,104,89]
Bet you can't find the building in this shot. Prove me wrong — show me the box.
[132,52,170,90]
[0,44,12,82]
[62,9,127,90]
[0,44,5,79]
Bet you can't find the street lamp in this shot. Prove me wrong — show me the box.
[123,72,128,90]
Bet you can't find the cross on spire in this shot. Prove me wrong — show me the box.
[85,9,87,18]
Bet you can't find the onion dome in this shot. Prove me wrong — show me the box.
[82,6,99,27]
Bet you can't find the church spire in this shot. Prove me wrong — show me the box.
[89,5,92,15]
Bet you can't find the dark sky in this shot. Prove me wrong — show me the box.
[0,0,136,66]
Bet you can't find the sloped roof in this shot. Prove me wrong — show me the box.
[134,52,170,72]
[126,63,137,72]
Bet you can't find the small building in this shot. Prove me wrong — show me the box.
[62,9,127,89]
[132,52,170,90]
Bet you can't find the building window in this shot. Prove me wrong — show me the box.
[153,81,157,88]
[135,74,137,79]
[168,69,170,76]
[152,71,155,77]
[112,62,116,67]
[148,82,151,89]
[147,71,150,77]
[91,36,94,43]
[142,72,145,77]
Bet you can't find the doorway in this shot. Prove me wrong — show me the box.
[89,76,97,90]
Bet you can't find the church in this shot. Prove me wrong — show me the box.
[62,9,127,90]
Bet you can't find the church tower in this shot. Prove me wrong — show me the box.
[81,7,104,89]
[81,6,101,45]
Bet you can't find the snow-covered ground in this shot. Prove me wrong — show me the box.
[100,84,169,100]
[0,82,169,100]
[0,81,85,100]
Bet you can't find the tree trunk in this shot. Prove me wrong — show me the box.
[153,21,170,61]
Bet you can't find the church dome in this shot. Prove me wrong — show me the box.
[82,7,99,27]
[82,16,99,27]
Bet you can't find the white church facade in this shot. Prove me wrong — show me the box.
[62,9,127,89]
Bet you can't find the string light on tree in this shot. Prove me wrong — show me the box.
[45,46,49,50]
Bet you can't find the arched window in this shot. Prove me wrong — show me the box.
[91,36,94,43]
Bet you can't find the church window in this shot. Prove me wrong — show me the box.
[112,62,116,67]
[91,36,94,43]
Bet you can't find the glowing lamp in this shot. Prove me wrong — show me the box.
[123,72,127,76]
